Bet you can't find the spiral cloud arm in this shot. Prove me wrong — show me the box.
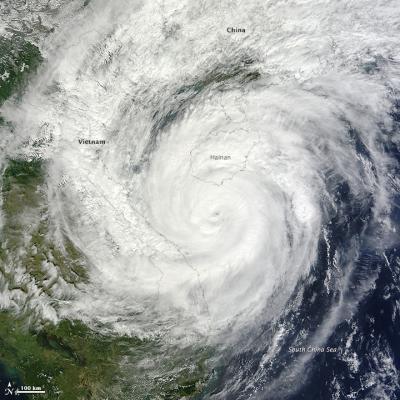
[1,0,399,398]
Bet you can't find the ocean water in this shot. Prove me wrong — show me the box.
[0,0,399,399]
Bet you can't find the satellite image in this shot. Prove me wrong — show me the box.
[0,1,399,399]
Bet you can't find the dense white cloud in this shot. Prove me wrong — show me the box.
[0,0,399,353]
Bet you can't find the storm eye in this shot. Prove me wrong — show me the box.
[1,2,397,399]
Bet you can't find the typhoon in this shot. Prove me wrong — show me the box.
[0,0,399,399]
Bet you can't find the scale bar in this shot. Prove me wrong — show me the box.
[17,390,46,394]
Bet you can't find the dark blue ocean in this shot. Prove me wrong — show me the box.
[198,104,400,400]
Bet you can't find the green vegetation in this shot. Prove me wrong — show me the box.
[159,350,210,400]
[0,36,42,104]
[0,311,212,400]
[2,157,43,197]
[0,313,142,399]
[0,159,117,399]
[117,336,212,400]
[0,28,212,400]
[1,158,89,291]
[0,32,212,393]
[0,158,211,399]
[1,158,45,281]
